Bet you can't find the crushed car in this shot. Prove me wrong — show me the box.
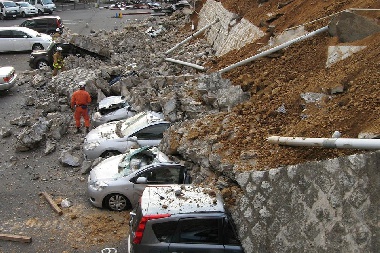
[128,185,244,252]
[83,111,170,160]
[29,42,109,69]
[0,66,17,91]
[87,146,192,211]
[92,96,137,127]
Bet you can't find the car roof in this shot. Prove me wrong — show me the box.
[141,185,225,216]
[0,27,38,34]
[24,16,61,21]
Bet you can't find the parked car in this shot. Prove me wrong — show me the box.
[0,27,52,53]
[15,1,37,17]
[88,146,192,211]
[128,185,244,253]
[92,96,136,127]
[0,1,19,20]
[19,16,63,35]
[83,111,170,160]
[0,66,17,91]
[27,0,55,15]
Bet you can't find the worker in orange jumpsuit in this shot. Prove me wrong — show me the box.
[71,81,92,133]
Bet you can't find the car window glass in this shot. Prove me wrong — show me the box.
[139,166,182,184]
[173,218,220,244]
[223,218,240,245]
[133,123,169,139]
[0,30,12,38]
[12,31,27,39]
[152,221,177,242]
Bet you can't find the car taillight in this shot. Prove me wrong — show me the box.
[132,214,170,244]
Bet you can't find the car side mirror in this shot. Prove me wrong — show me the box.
[135,177,147,184]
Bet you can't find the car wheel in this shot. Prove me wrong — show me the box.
[38,9,43,15]
[22,12,26,18]
[32,44,44,50]
[37,60,49,69]
[105,194,131,211]
[0,14,4,20]
[101,150,121,158]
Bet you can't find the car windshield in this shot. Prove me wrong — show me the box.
[18,2,29,7]
[116,112,147,137]
[4,1,17,7]
[42,0,54,4]
[117,146,154,175]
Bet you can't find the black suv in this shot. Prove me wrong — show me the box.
[19,16,64,35]
[128,185,244,253]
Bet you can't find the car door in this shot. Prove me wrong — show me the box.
[168,217,225,253]
[133,122,170,147]
[0,30,14,52]
[11,30,32,51]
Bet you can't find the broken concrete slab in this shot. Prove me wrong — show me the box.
[326,45,367,67]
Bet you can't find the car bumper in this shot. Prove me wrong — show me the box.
[0,73,17,91]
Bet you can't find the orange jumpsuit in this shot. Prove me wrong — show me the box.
[71,89,92,128]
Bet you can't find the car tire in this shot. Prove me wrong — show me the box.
[36,60,49,69]
[104,194,131,211]
[101,150,121,158]
[32,44,44,51]
[38,9,43,15]
[22,12,26,18]
[0,14,4,20]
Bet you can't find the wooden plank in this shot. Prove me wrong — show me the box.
[0,233,32,243]
[39,192,63,215]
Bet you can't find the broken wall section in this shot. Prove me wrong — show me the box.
[233,151,380,252]
[198,0,265,56]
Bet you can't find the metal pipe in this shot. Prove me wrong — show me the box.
[165,19,220,55]
[267,136,380,150]
[165,58,206,71]
[218,26,329,74]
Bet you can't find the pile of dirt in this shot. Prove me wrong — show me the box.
[191,0,380,170]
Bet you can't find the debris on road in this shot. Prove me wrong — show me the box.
[39,192,63,215]
[0,233,32,243]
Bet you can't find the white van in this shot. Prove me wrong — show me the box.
[27,0,55,15]
[0,1,20,20]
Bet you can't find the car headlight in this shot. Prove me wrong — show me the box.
[84,141,100,150]
[89,181,108,191]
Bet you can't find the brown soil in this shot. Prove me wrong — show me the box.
[190,0,380,170]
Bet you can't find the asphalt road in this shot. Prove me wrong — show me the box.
[0,6,152,72]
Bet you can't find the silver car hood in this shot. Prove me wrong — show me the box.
[90,154,125,181]
[85,121,119,143]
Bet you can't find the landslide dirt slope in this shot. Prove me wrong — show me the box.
[192,0,380,170]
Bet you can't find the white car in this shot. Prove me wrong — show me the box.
[0,66,17,91]
[16,2,38,17]
[0,27,52,53]
[87,146,191,211]
[92,96,136,127]
[83,111,170,160]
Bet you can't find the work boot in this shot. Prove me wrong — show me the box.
[86,127,90,134]
[76,127,81,133]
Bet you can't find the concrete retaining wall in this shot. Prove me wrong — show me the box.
[198,0,265,57]
[233,151,379,252]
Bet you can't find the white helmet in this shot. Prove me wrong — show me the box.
[78,81,86,88]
